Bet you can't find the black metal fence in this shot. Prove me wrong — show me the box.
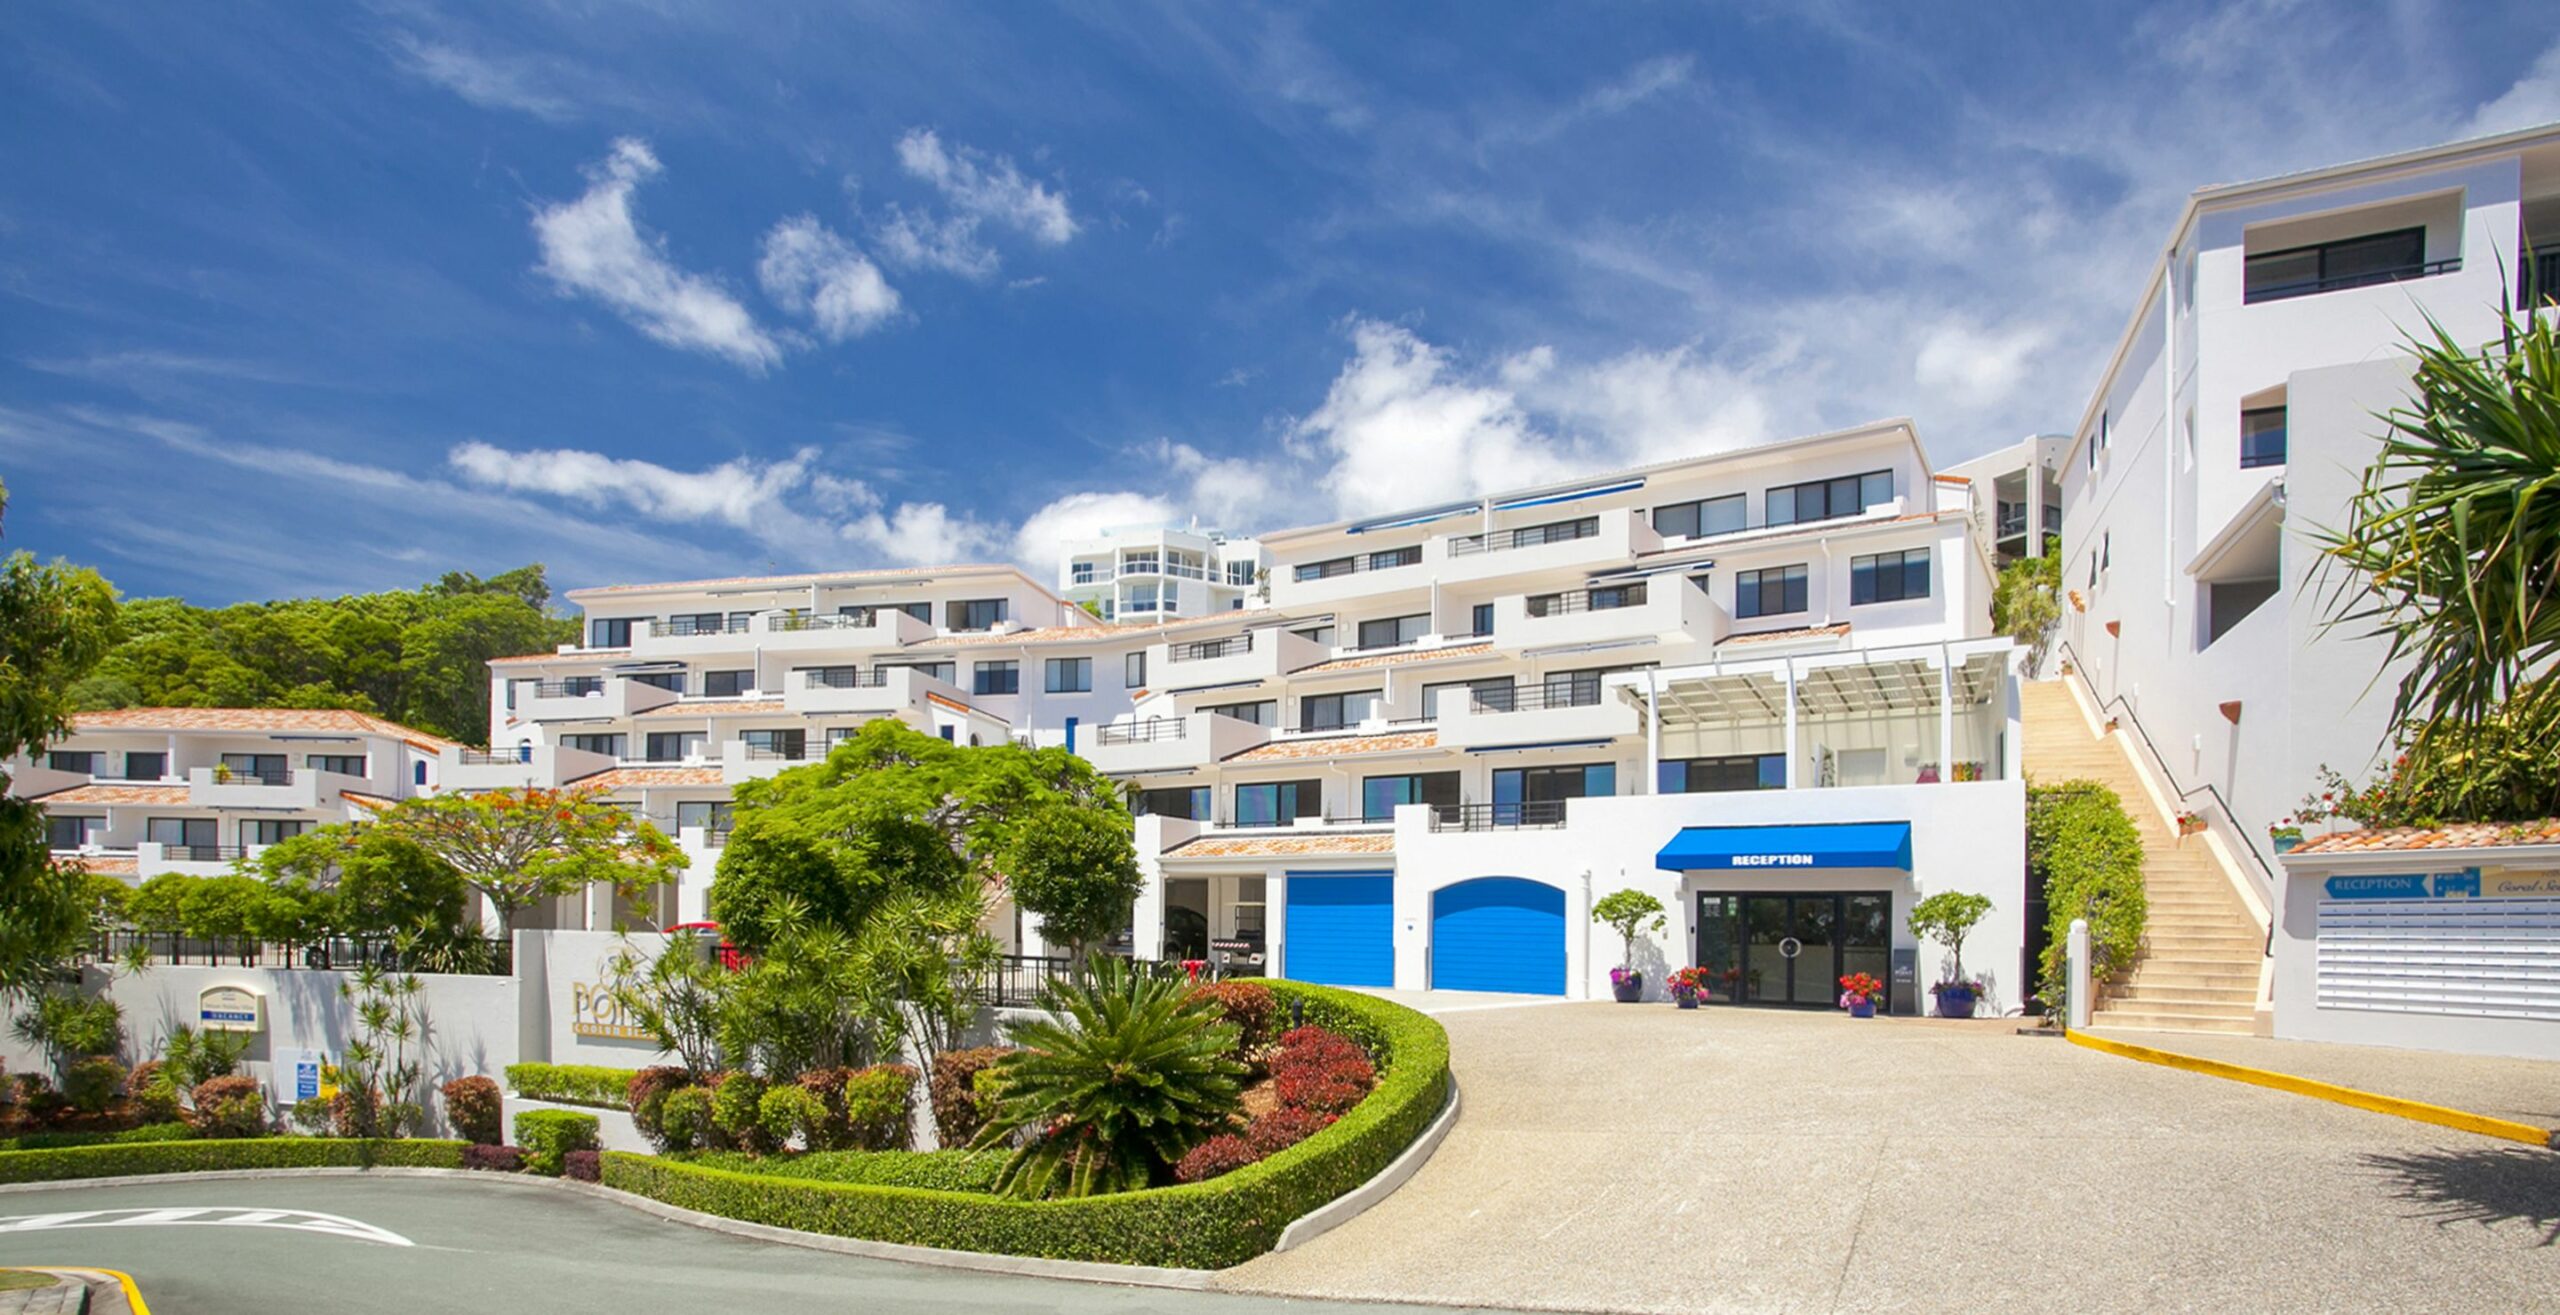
[96,931,514,976]
[1471,679,1602,713]
[1449,515,1599,556]
[1524,581,1647,618]
[1430,799,1570,831]
[1169,634,1251,663]
[1096,717,1186,746]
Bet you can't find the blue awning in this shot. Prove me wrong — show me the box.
[1655,822,1913,872]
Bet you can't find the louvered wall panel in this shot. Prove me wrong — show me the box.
[2316,897,2560,1020]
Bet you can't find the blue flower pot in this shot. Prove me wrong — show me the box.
[1848,999,1876,1019]
[1612,974,1644,1003]
[1936,987,1978,1019]
[1674,991,1700,1010]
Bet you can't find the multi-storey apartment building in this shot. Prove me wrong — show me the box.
[1056,524,1262,621]
[1943,434,2066,566]
[2060,121,2560,1057]
[10,708,454,881]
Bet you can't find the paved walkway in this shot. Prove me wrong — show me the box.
[1221,1001,2560,1314]
[2086,1027,2560,1128]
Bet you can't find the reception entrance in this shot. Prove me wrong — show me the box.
[1696,892,1893,1010]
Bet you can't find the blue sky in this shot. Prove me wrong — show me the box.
[4,2,2558,604]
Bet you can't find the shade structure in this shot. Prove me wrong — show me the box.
[1655,821,1913,872]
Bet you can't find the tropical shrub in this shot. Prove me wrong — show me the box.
[1269,1026,1375,1115]
[11,994,122,1077]
[758,1084,830,1153]
[1187,981,1277,1053]
[1173,1133,1260,1183]
[1907,891,1994,985]
[440,1076,504,1146]
[969,956,1245,1198]
[791,1067,855,1150]
[462,1143,525,1172]
[625,1066,691,1149]
[1245,1106,1331,1157]
[0,1138,466,1184]
[841,1064,916,1152]
[513,1109,599,1176]
[190,1076,268,1139]
[126,1061,184,1124]
[1992,545,2062,672]
[2029,781,2148,1006]
[658,1087,716,1154]
[710,1072,771,1155]
[336,967,428,1138]
[61,1057,124,1116]
[506,1063,635,1109]
[929,1047,1010,1149]
[147,1025,253,1107]
[564,1149,602,1182]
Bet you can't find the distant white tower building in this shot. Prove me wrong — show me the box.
[1057,522,1265,620]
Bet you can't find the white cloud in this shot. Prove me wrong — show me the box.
[757,215,900,341]
[896,128,1078,244]
[1008,490,1180,570]
[390,33,575,121]
[843,501,996,566]
[2462,40,2560,139]
[1291,320,1576,517]
[1911,318,2048,411]
[872,203,1001,280]
[530,139,785,371]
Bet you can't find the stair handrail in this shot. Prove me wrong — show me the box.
[2050,638,2278,959]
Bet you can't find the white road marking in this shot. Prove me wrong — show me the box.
[0,1207,414,1247]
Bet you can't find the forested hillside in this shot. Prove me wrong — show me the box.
[68,565,577,746]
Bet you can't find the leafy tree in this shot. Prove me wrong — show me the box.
[128,874,192,933]
[603,934,732,1077]
[2029,781,2148,1011]
[972,956,1246,1198]
[1003,807,1140,966]
[372,787,685,936]
[1907,891,1993,984]
[1590,889,1665,969]
[0,478,125,1001]
[1991,539,2062,671]
[248,825,470,936]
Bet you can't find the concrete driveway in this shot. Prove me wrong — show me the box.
[1222,1002,2560,1314]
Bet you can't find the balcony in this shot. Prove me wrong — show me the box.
[136,842,256,876]
[1436,507,1662,588]
[755,607,934,653]
[627,613,755,659]
[1492,573,1721,650]
[782,663,962,718]
[1268,543,1429,608]
[187,765,327,809]
[1428,800,1571,832]
[1146,629,1328,692]
[516,675,680,724]
[720,738,832,784]
[1435,678,1639,750]
[1079,711,1273,776]
[440,743,619,791]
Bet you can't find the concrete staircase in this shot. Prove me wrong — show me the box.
[2020,680,2264,1035]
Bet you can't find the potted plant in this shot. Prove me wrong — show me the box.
[212,762,234,784]
[1591,889,1665,1003]
[2176,809,2207,837]
[1666,967,1713,1010]
[2268,817,2305,853]
[1837,972,1884,1018]
[1907,891,1992,1019]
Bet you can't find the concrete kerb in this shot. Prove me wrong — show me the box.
[1275,1074,1460,1251]
[2066,1029,2560,1149]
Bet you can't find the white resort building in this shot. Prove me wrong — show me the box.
[1056,523,1263,621]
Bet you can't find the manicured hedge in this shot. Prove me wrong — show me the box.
[0,1123,196,1152]
[0,1137,468,1184]
[601,980,1450,1268]
[505,1063,636,1109]
[674,1148,1002,1194]
[515,1110,601,1176]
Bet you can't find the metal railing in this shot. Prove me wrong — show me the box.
[1096,718,1186,746]
[458,748,533,766]
[156,844,248,862]
[1169,634,1251,663]
[1470,681,1602,714]
[767,611,872,633]
[804,668,891,689]
[973,954,1073,1007]
[1449,516,1599,557]
[2244,256,2460,304]
[1525,582,1647,618]
[1430,800,1570,831]
[1292,547,1421,582]
[703,828,732,848]
[528,679,605,699]
[209,767,292,786]
[742,743,818,761]
[96,930,514,975]
[650,616,749,638]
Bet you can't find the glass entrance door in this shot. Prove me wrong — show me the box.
[1701,892,1896,1011]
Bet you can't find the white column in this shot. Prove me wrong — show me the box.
[1937,653,1955,784]
[2067,918,2093,1030]
[2026,461,2045,557]
[1265,868,1287,981]
[1782,661,1800,789]
[1643,669,1662,794]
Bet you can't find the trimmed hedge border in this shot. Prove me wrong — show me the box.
[0,1137,468,1184]
[505,1063,635,1110]
[600,980,1450,1269]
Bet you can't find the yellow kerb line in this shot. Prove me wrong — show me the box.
[2067,1029,2556,1149]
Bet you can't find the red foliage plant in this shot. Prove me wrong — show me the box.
[1186,981,1277,1051]
[1173,1133,1261,1184]
[1245,1105,1332,1157]
[440,1076,504,1146]
[1268,1025,1376,1116]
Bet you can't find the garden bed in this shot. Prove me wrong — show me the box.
[0,1137,468,1184]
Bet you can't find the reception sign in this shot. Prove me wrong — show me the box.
[2315,867,2560,900]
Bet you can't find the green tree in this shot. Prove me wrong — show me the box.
[2029,781,2148,1009]
[1906,891,1993,984]
[1991,540,2062,671]
[248,825,469,936]
[1590,889,1665,970]
[1003,807,1141,967]
[372,786,685,936]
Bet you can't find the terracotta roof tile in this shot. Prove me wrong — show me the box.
[2290,820,2560,855]
[1222,729,1438,763]
[1291,643,1495,676]
[28,783,193,806]
[1163,831,1398,858]
[635,699,788,719]
[490,650,609,666]
[1720,622,1852,648]
[340,790,395,812]
[60,853,138,876]
[565,766,728,789]
[1933,473,1971,484]
[69,707,459,754]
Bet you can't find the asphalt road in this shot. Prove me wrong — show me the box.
[0,1175,1517,1315]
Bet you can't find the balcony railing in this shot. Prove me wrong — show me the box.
[528,679,605,698]
[742,743,819,761]
[1169,634,1251,663]
[1096,718,1186,746]
[211,767,292,786]
[96,930,512,975]
[1470,681,1602,714]
[458,748,533,766]
[803,668,891,689]
[1448,516,1598,557]
[157,844,250,862]
[1524,582,1647,618]
[973,953,1073,1008]
[704,828,732,848]
[1293,546,1422,582]
[650,616,750,638]
[1429,800,1570,831]
[2244,256,2459,304]
[767,611,877,633]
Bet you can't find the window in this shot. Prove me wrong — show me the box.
[1849,549,1931,605]
[1355,614,1429,651]
[701,670,753,698]
[1765,471,1893,528]
[1361,771,1458,822]
[1299,690,1381,732]
[1492,763,1615,821]
[1734,565,1809,619]
[560,733,627,758]
[1131,786,1211,821]
[123,751,166,781]
[305,754,366,777]
[854,601,932,623]
[1296,556,1353,582]
[1045,657,1093,693]
[1366,544,1421,572]
[1422,677,1512,718]
[1204,699,1278,726]
[2205,579,2280,647]
[2244,226,2429,304]
[240,819,306,848]
[1658,755,1785,794]
[644,731,705,762]
[45,815,99,849]
[629,671,685,693]
[676,801,735,835]
[218,754,288,783]
[147,817,217,852]
[1468,602,1494,637]
[1233,779,1322,826]
[1652,493,1747,540]
[45,751,97,774]
[948,598,1009,631]
[974,661,1020,696]
[2241,406,2287,468]
[1070,561,1100,584]
[1124,652,1147,688]
[1162,582,1180,613]
[938,726,956,742]
[588,618,633,648]
[1291,624,1336,647]
[741,728,806,758]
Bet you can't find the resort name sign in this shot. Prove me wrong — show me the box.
[569,980,650,1043]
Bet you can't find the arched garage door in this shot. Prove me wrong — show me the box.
[1431,877,1565,995]
[1283,871,1394,988]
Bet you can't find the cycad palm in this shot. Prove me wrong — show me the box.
[970,956,1243,1198]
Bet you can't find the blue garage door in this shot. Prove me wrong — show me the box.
[1283,871,1394,988]
[1431,878,1565,995]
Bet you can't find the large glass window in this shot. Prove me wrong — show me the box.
[1045,657,1093,693]
[560,733,627,758]
[45,815,100,849]
[218,754,288,783]
[2243,227,2429,303]
[1361,771,1458,822]
[1422,677,1512,718]
[1124,651,1147,688]
[1734,565,1809,619]
[701,670,753,698]
[2241,406,2287,468]
[1204,700,1278,726]
[676,801,735,835]
[46,751,98,774]
[948,598,1008,631]
[1658,755,1786,794]
[1491,763,1615,822]
[1849,549,1931,605]
[240,819,306,848]
[1467,602,1494,637]
[741,728,806,758]
[1292,624,1336,647]
[1355,614,1429,650]
[1299,690,1381,731]
[629,671,686,693]
[305,754,366,776]
[146,817,217,851]
[1652,493,1747,540]
[1130,786,1211,820]
[123,751,167,781]
[588,618,633,648]
[973,661,1020,696]
[1233,779,1322,826]
[1765,471,1894,528]
[644,731,705,762]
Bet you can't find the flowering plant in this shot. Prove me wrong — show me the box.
[1928,978,1985,997]
[2267,816,2304,842]
[1609,966,1636,986]
[2175,810,2207,835]
[1836,972,1883,1008]
[1665,967,1715,998]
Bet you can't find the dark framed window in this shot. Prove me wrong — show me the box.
[1658,754,1786,794]
[1204,700,1278,726]
[1131,786,1212,821]
[1491,763,1615,821]
[1233,779,1323,826]
[973,661,1020,696]
[702,670,753,698]
[1765,471,1893,528]
[1124,652,1147,688]
[588,618,634,648]
[123,751,167,781]
[644,731,704,762]
[676,801,735,834]
[855,601,932,623]
[1295,556,1354,582]
[741,728,806,758]
[1045,657,1092,693]
[2243,226,2431,304]
[1469,602,1494,637]
[1652,493,1747,540]
[1849,549,1931,605]
[1367,545,1421,572]
[240,818,306,847]
[560,733,627,758]
[1298,690,1381,732]
[46,751,98,774]
[1292,625,1336,647]
[948,598,1008,631]
[1734,565,1809,619]
[1422,678,1512,719]
[1355,614,1428,651]
[1361,771,1458,822]
[305,754,366,777]
[218,754,288,783]
[629,671,685,693]
[2241,406,2287,468]
[45,815,99,849]
[146,817,217,850]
